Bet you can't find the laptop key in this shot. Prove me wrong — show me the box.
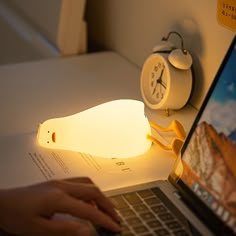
[144,197,161,206]
[120,224,133,235]
[173,229,189,236]
[151,204,167,214]
[110,195,129,209]
[125,216,142,226]
[120,223,129,231]
[133,225,149,234]
[154,228,171,236]
[140,212,155,221]
[137,189,155,198]
[165,221,182,230]
[119,208,136,218]
[133,203,149,213]
[123,192,142,205]
[158,212,174,221]
[146,219,163,229]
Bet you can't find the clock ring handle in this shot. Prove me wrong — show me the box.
[162,31,186,54]
[161,31,193,70]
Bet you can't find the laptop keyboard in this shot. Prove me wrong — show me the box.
[102,187,190,236]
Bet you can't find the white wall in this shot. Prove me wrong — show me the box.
[86,0,235,109]
[8,0,62,46]
[0,0,60,64]
[8,0,87,55]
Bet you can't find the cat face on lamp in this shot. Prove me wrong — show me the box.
[37,99,152,158]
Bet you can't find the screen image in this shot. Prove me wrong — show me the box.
[181,43,236,232]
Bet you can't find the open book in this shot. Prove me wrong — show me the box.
[0,132,175,191]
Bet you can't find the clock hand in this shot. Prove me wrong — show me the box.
[159,80,166,89]
[155,68,166,90]
[152,68,165,95]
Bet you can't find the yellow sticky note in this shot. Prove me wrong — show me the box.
[217,0,236,31]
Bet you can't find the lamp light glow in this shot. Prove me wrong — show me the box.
[37,99,152,158]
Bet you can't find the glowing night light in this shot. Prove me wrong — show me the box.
[37,99,152,158]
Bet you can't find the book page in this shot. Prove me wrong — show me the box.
[0,132,175,191]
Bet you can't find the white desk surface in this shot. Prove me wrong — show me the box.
[0,51,198,181]
[0,52,143,135]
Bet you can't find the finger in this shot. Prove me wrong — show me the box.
[61,177,94,185]
[56,181,119,222]
[55,194,121,233]
[33,218,93,236]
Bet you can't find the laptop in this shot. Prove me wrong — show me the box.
[97,36,236,236]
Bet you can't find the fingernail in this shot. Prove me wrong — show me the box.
[113,215,121,224]
[115,220,122,231]
[113,210,121,223]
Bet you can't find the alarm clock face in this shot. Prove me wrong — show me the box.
[141,54,169,109]
[150,60,167,104]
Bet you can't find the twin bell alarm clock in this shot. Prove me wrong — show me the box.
[140,31,193,112]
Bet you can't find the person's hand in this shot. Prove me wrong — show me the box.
[0,177,121,236]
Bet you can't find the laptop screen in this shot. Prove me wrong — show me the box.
[179,37,236,234]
